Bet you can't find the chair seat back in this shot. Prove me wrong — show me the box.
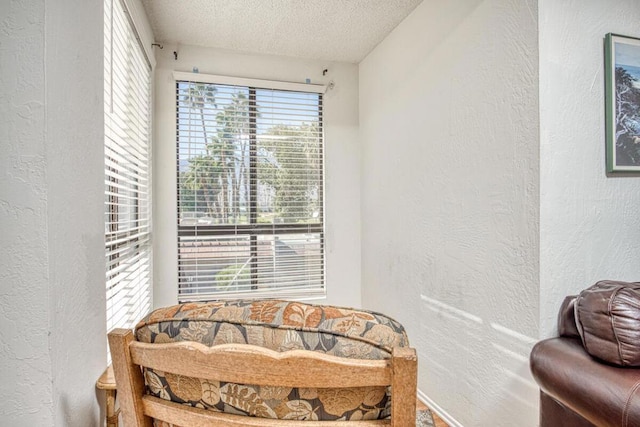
[109,299,417,426]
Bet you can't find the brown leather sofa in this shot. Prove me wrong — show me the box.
[530,296,640,426]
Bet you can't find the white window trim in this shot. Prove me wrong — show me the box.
[174,75,326,302]
[173,71,327,94]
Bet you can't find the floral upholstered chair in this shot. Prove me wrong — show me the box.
[108,299,418,426]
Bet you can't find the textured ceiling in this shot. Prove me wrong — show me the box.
[140,0,423,63]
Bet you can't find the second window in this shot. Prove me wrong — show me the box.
[176,78,325,301]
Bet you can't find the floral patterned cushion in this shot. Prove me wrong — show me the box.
[135,299,409,422]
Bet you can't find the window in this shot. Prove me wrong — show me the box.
[176,76,325,301]
[104,0,152,337]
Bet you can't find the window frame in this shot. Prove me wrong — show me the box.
[174,73,327,301]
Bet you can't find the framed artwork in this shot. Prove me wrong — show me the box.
[605,33,640,173]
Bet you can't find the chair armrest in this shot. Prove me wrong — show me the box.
[531,337,640,427]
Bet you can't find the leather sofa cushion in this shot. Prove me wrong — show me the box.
[531,337,640,427]
[135,299,409,421]
[575,280,640,366]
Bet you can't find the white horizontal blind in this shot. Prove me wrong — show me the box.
[104,0,152,340]
[176,79,325,301]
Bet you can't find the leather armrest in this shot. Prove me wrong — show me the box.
[531,337,640,427]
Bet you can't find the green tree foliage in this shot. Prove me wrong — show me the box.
[180,87,321,224]
[214,92,250,222]
[180,83,218,217]
[615,67,640,165]
[258,123,321,223]
[215,263,250,289]
[181,149,223,216]
[183,83,216,142]
[181,90,251,222]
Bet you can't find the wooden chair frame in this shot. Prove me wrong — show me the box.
[108,328,417,427]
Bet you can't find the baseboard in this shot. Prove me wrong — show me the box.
[417,389,464,427]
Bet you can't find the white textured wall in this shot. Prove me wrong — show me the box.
[153,45,361,308]
[45,0,106,425]
[1,1,106,425]
[539,0,640,337]
[359,1,539,426]
[0,1,53,424]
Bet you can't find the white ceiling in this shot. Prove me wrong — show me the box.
[140,0,423,63]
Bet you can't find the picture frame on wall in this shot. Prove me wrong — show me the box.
[605,33,640,173]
